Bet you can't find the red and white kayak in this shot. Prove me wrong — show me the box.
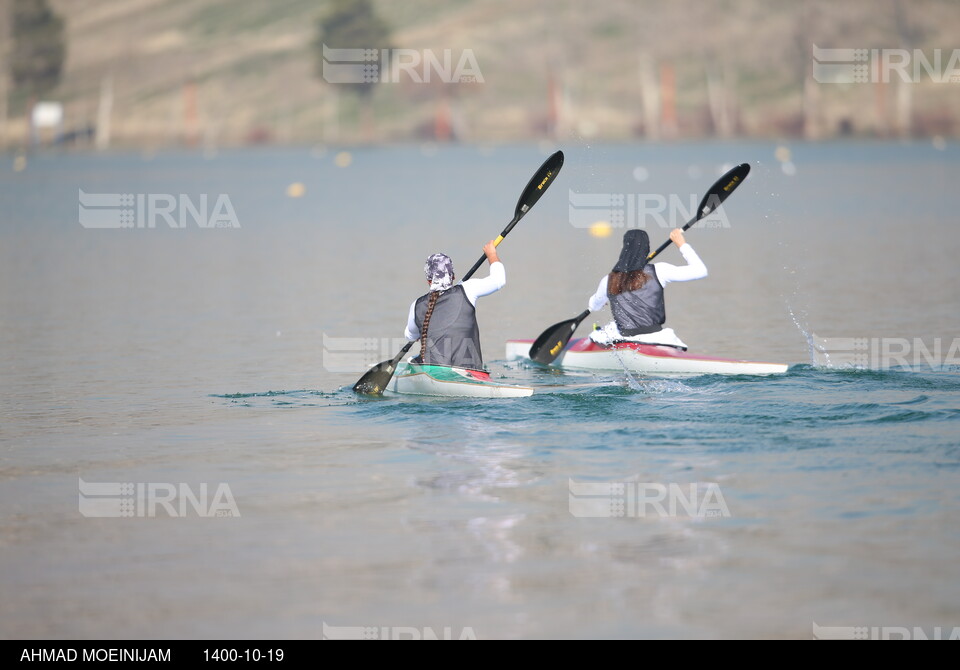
[505,338,788,376]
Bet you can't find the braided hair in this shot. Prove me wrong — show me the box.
[419,290,441,364]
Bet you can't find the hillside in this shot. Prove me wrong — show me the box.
[3,0,960,148]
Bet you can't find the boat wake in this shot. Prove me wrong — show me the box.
[210,389,352,408]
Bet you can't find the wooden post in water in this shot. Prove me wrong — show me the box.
[874,80,889,137]
[183,80,199,147]
[639,53,660,140]
[95,75,113,151]
[706,60,734,138]
[434,95,451,142]
[660,63,677,139]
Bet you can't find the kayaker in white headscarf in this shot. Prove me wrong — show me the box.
[586,228,707,350]
[404,240,504,369]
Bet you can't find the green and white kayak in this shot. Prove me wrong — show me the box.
[384,361,534,398]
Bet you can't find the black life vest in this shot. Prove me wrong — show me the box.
[608,265,666,336]
[414,285,483,369]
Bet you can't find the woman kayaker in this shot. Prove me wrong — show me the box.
[587,228,707,349]
[404,240,504,370]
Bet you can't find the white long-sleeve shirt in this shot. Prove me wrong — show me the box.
[405,261,506,341]
[587,243,707,312]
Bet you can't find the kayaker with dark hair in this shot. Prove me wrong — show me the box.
[587,228,707,349]
[404,240,504,369]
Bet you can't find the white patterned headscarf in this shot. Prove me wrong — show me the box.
[424,253,455,292]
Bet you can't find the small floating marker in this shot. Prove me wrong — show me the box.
[781,161,797,176]
[632,166,649,182]
[589,220,613,238]
[932,135,947,151]
[286,182,305,198]
[334,151,352,167]
[13,154,26,172]
[774,145,792,163]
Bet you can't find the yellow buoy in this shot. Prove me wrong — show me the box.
[589,221,613,238]
[774,145,791,163]
[334,151,352,168]
[286,182,305,198]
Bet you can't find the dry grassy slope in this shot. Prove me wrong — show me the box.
[40,0,960,145]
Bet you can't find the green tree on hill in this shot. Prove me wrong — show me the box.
[313,0,391,140]
[10,0,65,98]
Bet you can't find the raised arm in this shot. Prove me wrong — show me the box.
[461,240,506,305]
[653,229,707,285]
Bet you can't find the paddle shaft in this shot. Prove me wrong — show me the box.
[461,211,524,281]
[645,213,705,263]
[646,163,749,262]
[461,150,561,280]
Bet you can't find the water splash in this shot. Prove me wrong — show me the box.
[611,347,646,391]
[642,378,697,394]
[784,301,816,366]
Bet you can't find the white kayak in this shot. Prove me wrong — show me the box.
[506,338,788,376]
[385,361,534,398]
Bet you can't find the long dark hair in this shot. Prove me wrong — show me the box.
[607,269,649,296]
[419,291,441,364]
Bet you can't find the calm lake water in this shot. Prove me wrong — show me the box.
[1,142,959,639]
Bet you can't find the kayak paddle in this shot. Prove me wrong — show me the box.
[353,149,565,396]
[528,162,751,365]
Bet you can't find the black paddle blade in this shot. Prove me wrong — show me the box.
[529,309,590,365]
[513,150,564,221]
[692,162,751,224]
[647,162,752,263]
[352,360,398,396]
[462,149,565,283]
[352,341,414,396]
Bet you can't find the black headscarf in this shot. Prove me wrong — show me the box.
[612,229,650,273]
